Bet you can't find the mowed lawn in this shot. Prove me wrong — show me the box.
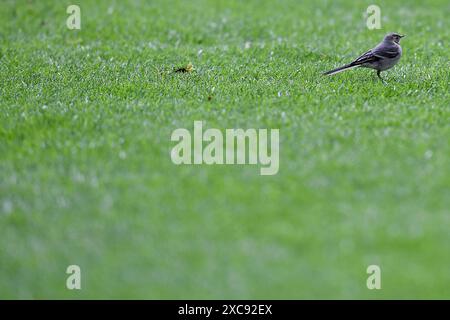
[0,0,449,299]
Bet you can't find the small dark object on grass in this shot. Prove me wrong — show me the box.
[174,62,194,73]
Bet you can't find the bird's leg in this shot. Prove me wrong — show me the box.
[377,70,387,84]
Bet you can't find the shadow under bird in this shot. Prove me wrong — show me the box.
[323,32,405,81]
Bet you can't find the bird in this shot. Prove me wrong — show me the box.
[323,32,404,82]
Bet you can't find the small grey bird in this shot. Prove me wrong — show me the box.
[323,32,404,81]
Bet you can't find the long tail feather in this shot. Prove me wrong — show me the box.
[323,64,359,76]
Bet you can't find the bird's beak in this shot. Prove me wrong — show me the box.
[400,34,406,38]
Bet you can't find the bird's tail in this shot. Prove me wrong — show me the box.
[323,63,359,76]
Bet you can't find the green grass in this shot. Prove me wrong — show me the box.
[0,0,449,299]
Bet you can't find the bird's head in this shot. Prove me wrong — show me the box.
[384,32,405,44]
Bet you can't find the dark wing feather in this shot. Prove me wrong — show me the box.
[373,50,400,59]
[349,49,380,66]
[372,42,401,59]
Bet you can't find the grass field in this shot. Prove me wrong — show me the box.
[0,0,449,299]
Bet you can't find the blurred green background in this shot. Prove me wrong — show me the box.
[0,0,449,299]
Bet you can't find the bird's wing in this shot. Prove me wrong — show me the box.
[372,45,401,59]
[350,49,380,66]
[373,48,400,59]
